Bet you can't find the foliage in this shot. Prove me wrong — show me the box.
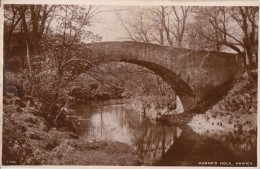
[2,104,39,165]
[221,78,257,114]
[4,5,103,109]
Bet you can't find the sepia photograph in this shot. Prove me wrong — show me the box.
[1,0,259,167]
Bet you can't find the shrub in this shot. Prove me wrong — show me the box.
[2,105,39,165]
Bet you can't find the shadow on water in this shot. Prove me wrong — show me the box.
[67,99,257,166]
[156,126,257,166]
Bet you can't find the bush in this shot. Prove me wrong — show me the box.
[4,71,27,97]
[2,105,39,165]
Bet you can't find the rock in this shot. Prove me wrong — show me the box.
[206,111,212,118]
[226,114,231,119]
[216,112,222,118]
[211,112,217,118]
[212,105,221,112]
[205,115,209,121]
[120,91,128,97]
[169,110,177,115]
[160,108,169,115]
[219,104,226,110]
[242,72,248,78]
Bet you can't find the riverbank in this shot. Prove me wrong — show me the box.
[188,76,257,133]
[2,96,141,165]
[126,76,257,133]
[124,95,177,121]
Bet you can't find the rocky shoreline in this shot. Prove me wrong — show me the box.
[188,77,257,133]
[126,76,257,134]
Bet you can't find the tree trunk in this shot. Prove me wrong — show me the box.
[25,40,31,74]
[241,52,253,80]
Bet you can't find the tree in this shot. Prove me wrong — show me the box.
[3,5,27,91]
[193,6,258,79]
[4,5,104,112]
[185,8,223,51]
[120,7,153,43]
[120,6,191,47]
[31,5,102,105]
[4,5,57,74]
[230,7,258,71]
[185,22,214,51]
[4,5,26,59]
[164,6,190,47]
[146,6,168,45]
[23,5,56,55]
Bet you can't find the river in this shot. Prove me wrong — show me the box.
[67,99,257,166]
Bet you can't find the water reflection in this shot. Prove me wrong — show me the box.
[68,99,182,164]
[67,99,257,166]
[189,125,257,156]
[157,126,257,166]
[129,117,183,164]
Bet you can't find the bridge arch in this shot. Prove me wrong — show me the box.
[119,60,196,113]
[82,41,241,113]
[69,59,195,113]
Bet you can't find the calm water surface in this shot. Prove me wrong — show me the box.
[67,99,257,166]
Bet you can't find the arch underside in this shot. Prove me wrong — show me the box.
[121,59,194,97]
[83,59,196,113]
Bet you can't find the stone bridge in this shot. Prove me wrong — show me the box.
[86,41,243,113]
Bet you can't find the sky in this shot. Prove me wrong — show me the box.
[85,5,247,54]
[87,6,128,42]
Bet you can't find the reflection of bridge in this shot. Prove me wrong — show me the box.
[87,41,242,113]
